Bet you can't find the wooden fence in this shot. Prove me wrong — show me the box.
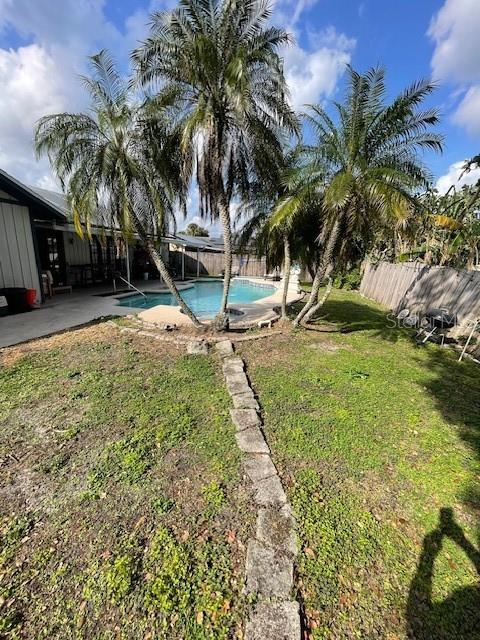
[170,250,267,278]
[360,261,480,324]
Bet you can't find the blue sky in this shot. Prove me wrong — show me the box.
[0,0,479,232]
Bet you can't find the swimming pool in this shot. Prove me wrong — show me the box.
[116,279,275,318]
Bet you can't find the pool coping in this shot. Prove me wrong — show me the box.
[114,281,196,303]
[135,276,303,328]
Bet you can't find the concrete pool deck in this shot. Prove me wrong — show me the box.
[0,276,303,348]
[0,280,189,348]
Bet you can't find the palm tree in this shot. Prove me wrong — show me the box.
[275,66,443,326]
[133,0,298,328]
[238,150,322,319]
[238,190,293,319]
[35,50,202,327]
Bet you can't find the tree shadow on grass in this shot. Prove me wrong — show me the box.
[292,297,408,343]
[407,508,480,640]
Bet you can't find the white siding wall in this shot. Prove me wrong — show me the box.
[64,231,90,265]
[0,201,41,301]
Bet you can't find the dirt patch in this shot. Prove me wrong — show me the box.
[0,323,116,366]
[236,332,297,368]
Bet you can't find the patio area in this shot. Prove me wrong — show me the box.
[0,281,179,348]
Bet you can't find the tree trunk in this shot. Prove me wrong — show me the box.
[132,216,202,328]
[293,266,323,327]
[215,196,233,329]
[281,234,291,320]
[302,271,333,323]
[293,216,342,326]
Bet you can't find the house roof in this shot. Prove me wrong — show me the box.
[31,185,117,230]
[0,169,226,248]
[168,233,224,251]
[31,186,68,217]
[0,169,66,221]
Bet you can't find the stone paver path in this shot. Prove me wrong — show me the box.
[214,340,301,640]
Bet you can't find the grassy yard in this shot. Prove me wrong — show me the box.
[0,325,251,639]
[238,289,480,640]
[2,293,479,640]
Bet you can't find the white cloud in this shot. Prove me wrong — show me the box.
[428,0,480,135]
[0,0,119,55]
[272,0,320,29]
[36,174,61,191]
[436,160,480,195]
[272,3,355,110]
[452,85,480,136]
[428,0,480,84]
[283,27,355,109]
[0,0,154,187]
[289,0,320,28]
[0,44,72,184]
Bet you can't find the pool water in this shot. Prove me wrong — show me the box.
[116,279,275,318]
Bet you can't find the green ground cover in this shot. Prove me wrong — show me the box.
[2,291,479,640]
[238,289,480,640]
[0,325,251,639]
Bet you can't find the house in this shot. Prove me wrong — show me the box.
[0,168,170,303]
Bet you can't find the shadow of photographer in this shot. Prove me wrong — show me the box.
[407,507,480,639]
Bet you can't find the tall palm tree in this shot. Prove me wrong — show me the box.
[35,51,201,327]
[133,0,298,328]
[275,66,443,326]
[238,150,322,319]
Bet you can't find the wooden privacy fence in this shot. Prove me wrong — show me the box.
[360,261,480,324]
[170,250,267,277]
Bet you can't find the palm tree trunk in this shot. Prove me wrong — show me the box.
[132,216,202,328]
[302,270,333,323]
[293,217,341,326]
[281,234,291,320]
[293,266,323,326]
[216,196,233,326]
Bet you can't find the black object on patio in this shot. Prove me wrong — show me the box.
[0,288,31,314]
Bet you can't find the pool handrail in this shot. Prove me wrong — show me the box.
[113,274,147,299]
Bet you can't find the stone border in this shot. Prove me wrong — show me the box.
[213,339,301,640]
[112,320,284,345]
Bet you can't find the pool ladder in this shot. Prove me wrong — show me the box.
[113,273,147,299]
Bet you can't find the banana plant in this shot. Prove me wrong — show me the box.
[427,186,480,269]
